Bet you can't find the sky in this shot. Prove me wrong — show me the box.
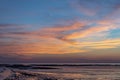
[0,0,120,63]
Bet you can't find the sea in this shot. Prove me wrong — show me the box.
[0,63,120,80]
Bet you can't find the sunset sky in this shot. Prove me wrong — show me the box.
[0,0,120,63]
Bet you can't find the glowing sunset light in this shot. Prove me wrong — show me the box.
[0,0,120,63]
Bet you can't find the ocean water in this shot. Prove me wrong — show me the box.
[1,63,120,80]
[30,65,120,80]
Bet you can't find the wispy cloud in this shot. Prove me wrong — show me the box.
[1,0,120,56]
[63,23,118,40]
[75,38,120,49]
[0,23,86,55]
[0,20,120,55]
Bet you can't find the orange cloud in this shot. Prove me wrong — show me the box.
[0,38,85,55]
[0,21,120,56]
[41,22,84,32]
[75,38,120,49]
[7,22,86,44]
[63,24,118,40]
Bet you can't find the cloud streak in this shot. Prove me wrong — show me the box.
[0,20,120,56]
[0,0,120,56]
